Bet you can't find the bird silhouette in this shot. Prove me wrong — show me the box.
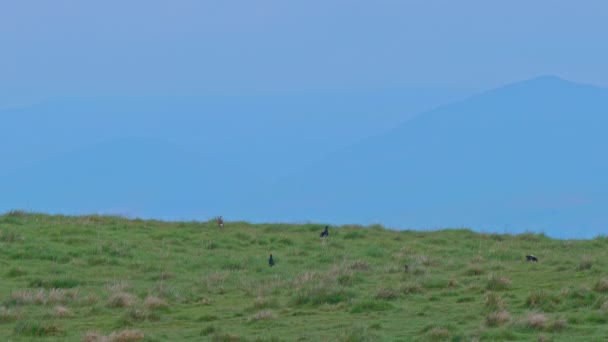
[320,226,329,238]
[526,255,538,262]
[269,254,275,267]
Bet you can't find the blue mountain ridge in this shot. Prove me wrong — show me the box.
[245,76,608,238]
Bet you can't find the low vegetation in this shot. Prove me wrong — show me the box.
[1,212,608,340]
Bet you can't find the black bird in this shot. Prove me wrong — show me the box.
[320,226,329,238]
[268,254,275,267]
[526,255,538,262]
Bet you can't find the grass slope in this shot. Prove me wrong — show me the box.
[1,211,608,341]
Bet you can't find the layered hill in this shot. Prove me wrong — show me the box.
[0,138,257,220]
[252,77,608,238]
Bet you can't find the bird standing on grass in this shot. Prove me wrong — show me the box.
[217,216,224,228]
[269,254,275,267]
[526,255,538,262]
[320,226,329,238]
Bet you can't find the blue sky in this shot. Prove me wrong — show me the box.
[1,0,607,107]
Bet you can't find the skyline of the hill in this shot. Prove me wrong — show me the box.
[2,76,607,238]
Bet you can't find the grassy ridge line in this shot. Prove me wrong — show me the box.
[1,211,608,341]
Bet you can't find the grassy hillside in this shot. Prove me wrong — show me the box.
[1,212,608,341]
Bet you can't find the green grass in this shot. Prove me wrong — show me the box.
[1,213,608,340]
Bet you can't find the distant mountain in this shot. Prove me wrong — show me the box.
[0,90,463,180]
[0,138,259,220]
[0,89,464,221]
[249,76,608,238]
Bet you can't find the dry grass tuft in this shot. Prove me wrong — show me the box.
[248,309,276,322]
[524,312,549,330]
[416,255,436,267]
[594,278,608,292]
[486,310,511,327]
[143,296,168,310]
[107,292,137,308]
[427,327,450,339]
[0,306,21,322]
[400,282,425,294]
[83,329,145,342]
[578,256,593,271]
[375,287,398,300]
[485,292,506,309]
[349,260,370,271]
[294,270,317,287]
[106,282,130,293]
[548,317,567,332]
[10,288,79,306]
[55,305,73,318]
[486,274,512,291]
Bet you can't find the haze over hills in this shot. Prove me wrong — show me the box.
[2,76,607,238]
[0,89,462,179]
[0,89,461,219]
[247,76,608,238]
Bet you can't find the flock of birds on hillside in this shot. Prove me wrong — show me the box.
[215,217,539,267]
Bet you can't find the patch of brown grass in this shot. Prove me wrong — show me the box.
[143,296,168,310]
[400,282,425,294]
[349,260,370,271]
[10,288,79,306]
[486,274,511,291]
[83,329,145,342]
[485,292,506,309]
[375,287,398,300]
[594,278,608,292]
[578,256,593,271]
[248,309,276,322]
[0,306,21,322]
[55,305,73,318]
[486,310,511,327]
[107,292,137,308]
[524,312,549,330]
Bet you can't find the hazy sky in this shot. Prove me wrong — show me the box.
[1,0,607,105]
